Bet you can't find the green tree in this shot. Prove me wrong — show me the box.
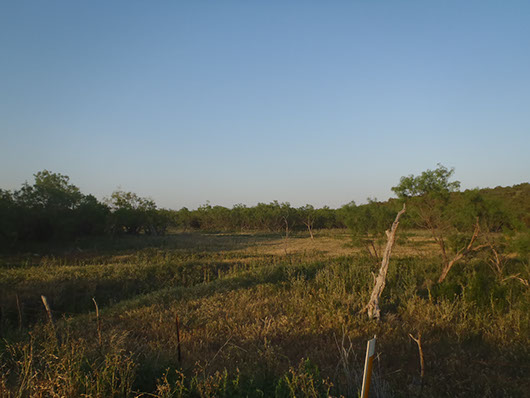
[2,170,109,242]
[0,189,17,246]
[299,204,317,240]
[392,165,490,283]
[392,164,460,199]
[231,203,250,231]
[73,194,110,236]
[14,170,84,240]
[392,165,459,264]
[107,190,158,235]
[447,189,521,280]
[341,199,396,262]
[315,206,337,229]
[19,170,81,207]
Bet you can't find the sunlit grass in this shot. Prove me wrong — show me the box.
[1,230,528,397]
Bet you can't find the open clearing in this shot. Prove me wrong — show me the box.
[1,230,528,397]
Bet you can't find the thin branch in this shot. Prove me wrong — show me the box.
[438,218,484,283]
[409,333,425,385]
[502,274,529,287]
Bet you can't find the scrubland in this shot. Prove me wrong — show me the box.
[0,230,528,397]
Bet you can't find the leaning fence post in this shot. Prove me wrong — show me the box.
[16,294,23,331]
[41,295,54,326]
[41,295,61,345]
[175,312,182,363]
[93,298,102,347]
[361,336,377,398]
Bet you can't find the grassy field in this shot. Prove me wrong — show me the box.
[1,230,529,397]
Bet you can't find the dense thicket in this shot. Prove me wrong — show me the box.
[0,171,170,248]
[1,169,528,250]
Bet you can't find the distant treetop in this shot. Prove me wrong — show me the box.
[392,164,461,199]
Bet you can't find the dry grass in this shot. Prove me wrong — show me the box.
[0,229,528,397]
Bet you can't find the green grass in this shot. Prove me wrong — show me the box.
[0,231,529,397]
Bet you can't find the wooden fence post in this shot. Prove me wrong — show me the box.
[361,336,377,398]
[175,312,182,363]
[93,298,102,347]
[16,294,23,330]
[41,295,54,325]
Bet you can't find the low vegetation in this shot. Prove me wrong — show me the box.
[0,166,529,397]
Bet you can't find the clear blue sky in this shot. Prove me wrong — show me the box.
[1,1,529,209]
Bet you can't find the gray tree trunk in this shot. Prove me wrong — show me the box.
[366,204,406,320]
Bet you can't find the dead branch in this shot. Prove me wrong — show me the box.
[438,219,487,283]
[333,328,358,397]
[409,333,425,385]
[207,335,233,367]
[365,203,406,320]
[370,240,380,263]
[502,274,529,287]
[487,242,507,279]
[362,240,379,266]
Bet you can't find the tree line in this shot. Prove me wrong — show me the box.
[1,168,529,253]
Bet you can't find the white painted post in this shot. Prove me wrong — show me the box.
[361,336,377,398]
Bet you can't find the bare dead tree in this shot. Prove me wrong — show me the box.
[365,203,406,320]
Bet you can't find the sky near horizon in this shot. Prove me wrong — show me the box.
[1,1,529,209]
